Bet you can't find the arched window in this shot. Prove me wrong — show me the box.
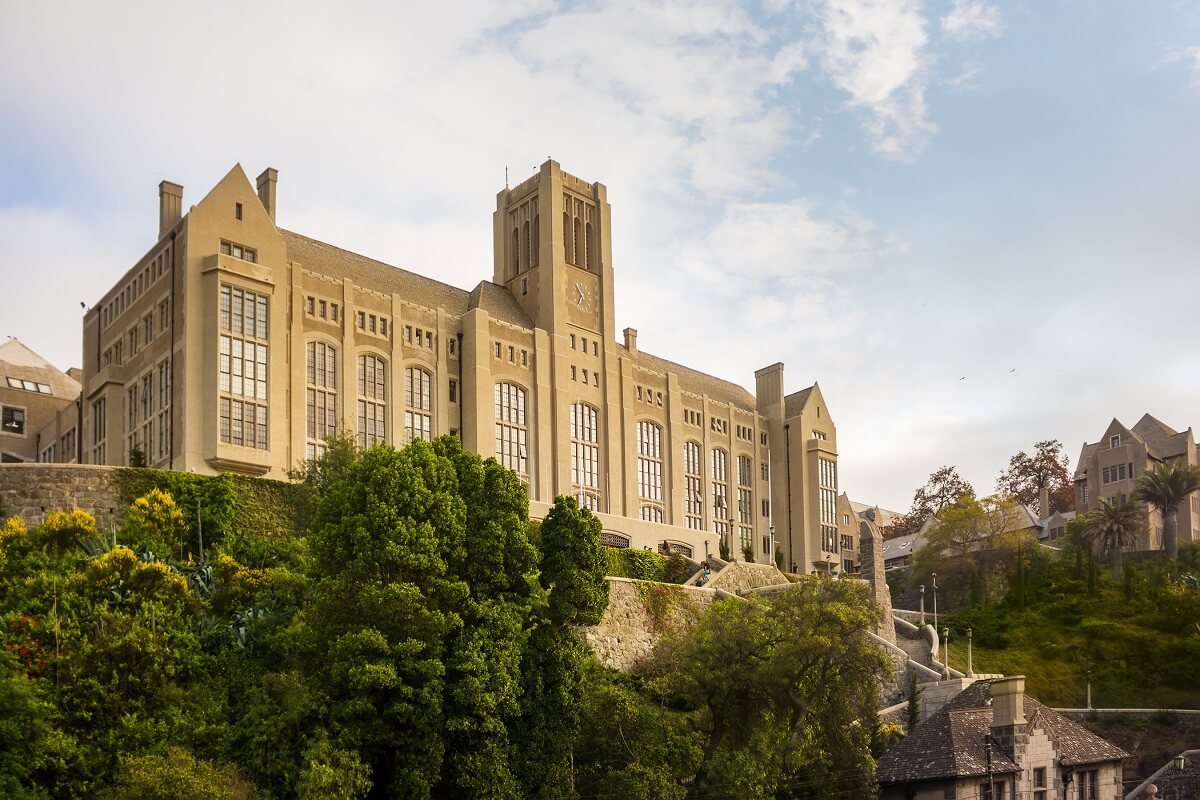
[573,217,583,268]
[531,215,540,267]
[563,211,573,265]
[404,366,432,443]
[684,440,703,530]
[570,403,600,511]
[585,221,595,270]
[637,420,663,508]
[495,382,527,477]
[522,220,530,272]
[511,228,520,276]
[711,448,729,542]
[357,354,387,447]
[305,341,338,459]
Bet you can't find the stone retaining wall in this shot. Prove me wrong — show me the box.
[0,464,125,530]
[705,561,788,594]
[578,577,719,671]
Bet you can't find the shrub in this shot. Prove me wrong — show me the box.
[662,553,693,584]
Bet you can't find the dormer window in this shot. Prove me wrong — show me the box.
[1110,434,1120,448]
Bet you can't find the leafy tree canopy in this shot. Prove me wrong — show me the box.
[995,439,1075,515]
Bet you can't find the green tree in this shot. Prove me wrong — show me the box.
[996,439,1074,515]
[668,577,888,798]
[885,466,975,539]
[1083,495,1144,577]
[512,495,609,799]
[1134,460,1200,560]
[910,496,1034,605]
[98,747,250,800]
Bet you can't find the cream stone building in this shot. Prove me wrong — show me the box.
[1074,414,1199,550]
[0,339,81,464]
[79,160,843,571]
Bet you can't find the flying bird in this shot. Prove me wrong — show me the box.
[959,376,966,381]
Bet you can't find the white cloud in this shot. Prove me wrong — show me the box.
[940,0,1004,41]
[1160,45,1200,88]
[807,0,937,158]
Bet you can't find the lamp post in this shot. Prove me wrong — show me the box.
[769,524,775,567]
[1086,669,1092,710]
[967,627,974,677]
[919,584,926,626]
[943,627,950,672]
[931,572,939,634]
[729,516,736,562]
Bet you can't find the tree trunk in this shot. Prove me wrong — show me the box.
[1110,545,1123,578]
[1163,507,1179,560]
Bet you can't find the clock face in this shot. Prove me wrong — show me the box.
[573,281,592,311]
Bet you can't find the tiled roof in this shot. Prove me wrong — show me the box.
[281,230,471,315]
[0,339,81,399]
[467,282,533,328]
[1132,413,1193,460]
[877,704,1018,783]
[877,680,1128,786]
[849,500,905,528]
[784,385,814,418]
[631,350,756,411]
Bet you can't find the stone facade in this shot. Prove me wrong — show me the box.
[859,517,894,644]
[76,160,845,573]
[0,463,124,530]
[705,560,788,594]
[578,577,717,671]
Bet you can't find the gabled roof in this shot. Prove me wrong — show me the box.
[784,385,814,418]
[281,230,472,316]
[877,680,1128,786]
[1132,413,1191,460]
[0,339,81,399]
[467,282,533,328]
[848,500,905,528]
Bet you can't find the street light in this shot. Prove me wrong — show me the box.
[919,584,926,626]
[932,572,939,634]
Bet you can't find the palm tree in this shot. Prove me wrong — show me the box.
[1134,460,1200,560]
[1083,495,1144,577]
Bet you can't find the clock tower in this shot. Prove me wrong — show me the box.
[492,159,615,340]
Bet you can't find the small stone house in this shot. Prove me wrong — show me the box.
[877,676,1128,800]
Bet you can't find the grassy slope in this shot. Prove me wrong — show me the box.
[934,547,1200,710]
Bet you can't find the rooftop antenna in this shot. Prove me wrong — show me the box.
[505,166,509,189]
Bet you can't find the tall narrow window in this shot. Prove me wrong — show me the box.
[637,421,663,520]
[522,220,530,271]
[405,367,432,443]
[495,382,528,478]
[563,211,573,264]
[531,215,540,267]
[306,341,338,459]
[684,440,703,530]
[571,403,601,511]
[819,456,838,553]
[218,285,269,449]
[357,354,387,447]
[511,228,520,274]
[156,358,171,462]
[738,454,754,553]
[712,448,729,542]
[91,398,106,464]
[585,221,595,270]
[573,216,583,267]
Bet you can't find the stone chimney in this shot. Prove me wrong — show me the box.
[256,167,278,222]
[990,676,1028,761]
[158,180,183,238]
[623,327,638,354]
[1039,484,1050,518]
[859,518,894,644]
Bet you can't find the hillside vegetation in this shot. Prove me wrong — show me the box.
[939,544,1200,709]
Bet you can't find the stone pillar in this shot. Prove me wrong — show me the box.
[859,518,895,644]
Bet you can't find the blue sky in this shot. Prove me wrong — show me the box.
[1,1,1197,510]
